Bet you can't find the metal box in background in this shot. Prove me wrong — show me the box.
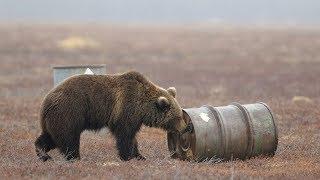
[53,64,107,86]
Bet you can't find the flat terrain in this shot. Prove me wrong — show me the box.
[0,24,319,179]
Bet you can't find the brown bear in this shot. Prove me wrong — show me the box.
[35,71,187,161]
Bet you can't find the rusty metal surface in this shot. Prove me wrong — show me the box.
[167,102,278,161]
[243,103,278,156]
[184,106,221,160]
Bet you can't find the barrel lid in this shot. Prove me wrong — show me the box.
[257,102,278,155]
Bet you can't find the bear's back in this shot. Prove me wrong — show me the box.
[54,71,153,91]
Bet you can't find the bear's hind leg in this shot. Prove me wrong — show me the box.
[35,132,56,162]
[56,133,81,161]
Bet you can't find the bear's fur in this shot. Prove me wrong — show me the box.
[35,71,187,161]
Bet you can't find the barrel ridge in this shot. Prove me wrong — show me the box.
[231,102,255,159]
[204,105,227,159]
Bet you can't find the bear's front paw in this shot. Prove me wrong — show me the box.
[135,154,146,160]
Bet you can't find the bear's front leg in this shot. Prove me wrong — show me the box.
[116,134,132,161]
[131,137,146,160]
[116,135,145,161]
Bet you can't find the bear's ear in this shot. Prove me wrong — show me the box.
[156,96,170,110]
[167,87,177,98]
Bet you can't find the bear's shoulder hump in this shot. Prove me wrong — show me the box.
[120,71,149,84]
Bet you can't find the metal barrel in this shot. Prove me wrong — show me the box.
[53,64,107,86]
[167,102,278,161]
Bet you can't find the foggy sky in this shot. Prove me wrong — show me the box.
[0,0,319,24]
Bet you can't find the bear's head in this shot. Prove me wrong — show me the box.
[141,86,187,133]
[120,71,187,134]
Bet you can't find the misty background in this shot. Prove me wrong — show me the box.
[1,0,319,25]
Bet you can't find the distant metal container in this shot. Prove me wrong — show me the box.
[168,102,278,161]
[53,64,107,86]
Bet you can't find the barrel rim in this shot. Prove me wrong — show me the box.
[257,102,279,155]
[182,109,196,156]
[182,108,200,160]
[167,109,196,160]
[52,64,107,69]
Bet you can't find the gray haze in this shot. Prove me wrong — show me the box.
[1,0,320,24]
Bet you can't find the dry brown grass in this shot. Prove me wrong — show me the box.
[0,24,319,179]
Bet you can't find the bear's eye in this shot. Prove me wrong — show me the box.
[156,96,170,111]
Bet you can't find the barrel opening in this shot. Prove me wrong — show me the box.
[167,110,196,160]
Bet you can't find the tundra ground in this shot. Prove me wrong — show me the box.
[0,24,319,179]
